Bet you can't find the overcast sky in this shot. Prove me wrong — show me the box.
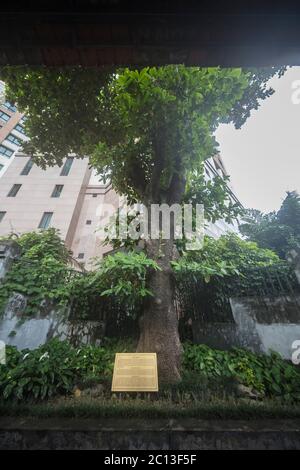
[215,66,300,214]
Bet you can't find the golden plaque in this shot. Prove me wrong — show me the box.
[111,353,158,392]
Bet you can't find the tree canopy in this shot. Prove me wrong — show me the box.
[1,65,285,207]
[240,191,300,258]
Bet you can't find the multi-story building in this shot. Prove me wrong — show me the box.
[0,153,242,269]
[0,154,93,255]
[0,81,28,177]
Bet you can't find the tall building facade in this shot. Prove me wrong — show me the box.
[0,81,28,177]
[0,153,241,269]
[0,154,92,254]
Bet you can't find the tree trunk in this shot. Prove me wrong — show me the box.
[136,238,182,384]
[137,153,186,383]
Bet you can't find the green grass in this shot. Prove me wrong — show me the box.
[1,397,300,420]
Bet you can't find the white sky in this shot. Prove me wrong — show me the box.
[215,66,300,213]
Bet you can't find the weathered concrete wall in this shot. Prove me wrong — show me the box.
[1,418,300,450]
[0,234,105,349]
[192,322,241,351]
[231,295,300,358]
[0,293,105,350]
[192,295,300,359]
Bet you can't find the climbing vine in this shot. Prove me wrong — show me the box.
[0,231,160,318]
[173,234,298,323]
[67,251,160,320]
[0,230,297,323]
[0,229,71,316]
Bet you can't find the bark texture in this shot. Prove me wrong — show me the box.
[136,238,182,384]
[137,154,186,383]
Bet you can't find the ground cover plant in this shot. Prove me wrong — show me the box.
[1,339,300,405]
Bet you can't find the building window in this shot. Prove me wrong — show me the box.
[38,212,53,229]
[86,220,92,225]
[0,145,13,158]
[92,194,97,197]
[20,158,34,175]
[0,212,6,222]
[78,253,85,259]
[60,157,74,176]
[51,184,64,198]
[0,164,4,172]
[7,184,21,197]
[6,133,21,146]
[14,123,26,135]
[0,110,10,122]
[2,101,17,113]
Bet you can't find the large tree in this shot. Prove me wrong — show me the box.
[240,191,300,258]
[1,65,285,382]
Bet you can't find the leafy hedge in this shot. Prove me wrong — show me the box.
[175,235,299,324]
[0,229,160,319]
[1,340,300,403]
[184,343,300,402]
[68,251,160,319]
[0,339,130,401]
[1,230,296,326]
[0,229,72,315]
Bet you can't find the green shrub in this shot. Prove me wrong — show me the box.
[2,340,300,403]
[0,230,160,319]
[173,234,281,284]
[192,233,280,269]
[67,251,160,319]
[94,251,160,307]
[0,229,71,316]
[0,339,122,401]
[0,340,74,400]
[183,343,300,401]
